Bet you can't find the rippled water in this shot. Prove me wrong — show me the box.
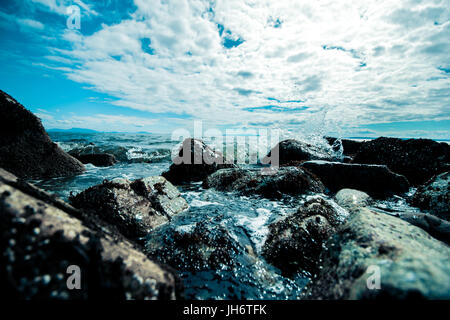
[30,132,422,300]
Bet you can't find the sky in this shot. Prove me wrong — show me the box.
[0,0,449,138]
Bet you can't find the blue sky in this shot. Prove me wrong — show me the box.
[0,0,449,138]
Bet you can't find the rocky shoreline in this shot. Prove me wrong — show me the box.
[1,90,449,299]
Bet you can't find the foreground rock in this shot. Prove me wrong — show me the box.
[70,153,117,167]
[162,138,235,184]
[325,137,364,157]
[301,161,410,199]
[0,90,85,179]
[70,176,188,238]
[305,208,450,299]
[146,220,243,272]
[335,189,372,210]
[265,139,339,166]
[353,137,450,185]
[411,172,449,221]
[263,197,348,275]
[0,168,180,299]
[203,167,325,198]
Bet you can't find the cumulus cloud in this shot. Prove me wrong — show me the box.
[9,0,450,136]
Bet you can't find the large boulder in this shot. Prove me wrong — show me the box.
[411,172,449,221]
[70,153,117,167]
[203,167,325,198]
[0,90,85,179]
[265,139,339,166]
[301,161,410,199]
[353,137,450,186]
[162,138,235,184]
[305,208,450,299]
[0,168,180,299]
[335,189,373,210]
[145,220,243,272]
[68,144,130,163]
[262,197,348,275]
[70,176,188,238]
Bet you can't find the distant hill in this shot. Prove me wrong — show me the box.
[47,128,99,133]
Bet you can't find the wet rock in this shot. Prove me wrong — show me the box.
[305,208,450,299]
[397,212,450,245]
[69,145,129,163]
[162,138,235,184]
[0,90,85,179]
[70,176,188,238]
[0,168,180,299]
[335,189,372,210]
[70,153,117,167]
[325,137,364,157]
[265,139,339,166]
[203,167,325,198]
[262,197,348,275]
[145,219,243,272]
[301,161,410,199]
[411,172,449,221]
[353,137,450,186]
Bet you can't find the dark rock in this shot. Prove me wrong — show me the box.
[0,168,181,299]
[71,153,117,167]
[325,137,364,156]
[70,176,188,238]
[203,167,325,198]
[305,208,450,300]
[262,197,348,275]
[265,139,340,166]
[145,219,243,272]
[353,137,450,186]
[0,90,85,179]
[411,172,449,221]
[301,160,410,199]
[397,212,450,245]
[162,138,235,184]
[69,145,129,163]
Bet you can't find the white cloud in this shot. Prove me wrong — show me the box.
[36,0,450,135]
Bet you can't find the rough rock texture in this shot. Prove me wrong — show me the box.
[335,189,372,210]
[305,208,450,300]
[162,138,235,184]
[411,172,449,220]
[0,90,85,179]
[397,212,450,245]
[325,137,364,157]
[265,139,339,166]
[262,197,348,275]
[70,153,117,167]
[301,161,410,199]
[0,168,180,299]
[70,176,188,238]
[203,167,325,198]
[146,219,243,272]
[353,137,450,186]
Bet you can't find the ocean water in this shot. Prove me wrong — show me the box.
[29,132,422,299]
